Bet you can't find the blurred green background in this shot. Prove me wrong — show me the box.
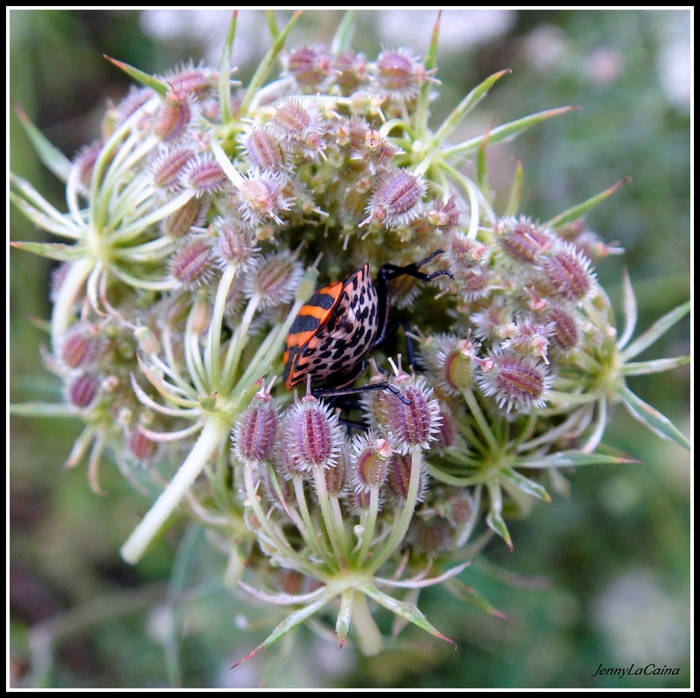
[8,9,690,689]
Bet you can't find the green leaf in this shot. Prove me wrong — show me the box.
[622,355,690,376]
[265,9,280,40]
[104,56,169,97]
[513,450,639,469]
[485,480,512,550]
[10,194,79,239]
[9,402,78,418]
[432,69,511,147]
[445,578,511,621]
[501,466,551,502]
[616,268,638,350]
[14,102,72,183]
[10,174,82,238]
[335,588,354,648]
[362,584,456,647]
[618,385,690,450]
[237,10,303,117]
[620,301,691,362]
[486,509,513,549]
[330,10,358,54]
[476,135,491,203]
[218,10,238,125]
[545,178,630,229]
[503,159,523,217]
[10,240,84,262]
[443,105,575,159]
[230,586,333,668]
[414,11,442,136]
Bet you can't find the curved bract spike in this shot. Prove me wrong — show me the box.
[104,55,169,96]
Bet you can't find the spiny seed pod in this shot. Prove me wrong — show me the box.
[161,197,208,239]
[269,97,323,156]
[150,146,195,192]
[427,197,463,231]
[322,447,348,496]
[477,348,552,416]
[285,394,343,471]
[375,47,428,101]
[261,465,295,512]
[456,265,491,302]
[432,404,460,454]
[470,299,512,343]
[540,244,595,301]
[381,375,442,453]
[169,237,215,289]
[189,291,212,336]
[407,516,453,554]
[547,305,582,352]
[242,127,287,173]
[221,273,246,319]
[499,316,553,364]
[359,129,403,173]
[351,432,392,494]
[285,45,332,89]
[162,63,216,97]
[272,423,307,481]
[438,487,476,527]
[556,218,625,261]
[351,486,385,512]
[331,50,369,94]
[335,115,368,150]
[446,234,488,272]
[181,155,229,197]
[421,333,478,395]
[435,487,478,548]
[134,326,160,356]
[497,217,553,265]
[128,424,158,462]
[385,452,428,503]
[212,218,258,269]
[112,85,153,126]
[360,359,396,431]
[237,170,292,226]
[245,250,302,307]
[152,88,196,142]
[243,508,262,532]
[66,371,101,410]
[232,390,279,468]
[58,323,104,370]
[363,169,425,228]
[159,291,193,330]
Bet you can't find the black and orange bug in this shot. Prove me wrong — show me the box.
[283,250,453,401]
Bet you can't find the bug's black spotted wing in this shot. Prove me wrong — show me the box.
[284,263,379,389]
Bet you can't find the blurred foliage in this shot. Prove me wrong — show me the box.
[9,9,690,688]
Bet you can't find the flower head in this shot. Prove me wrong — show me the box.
[10,11,688,674]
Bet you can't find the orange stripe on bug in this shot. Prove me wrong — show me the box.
[282,254,452,397]
[283,281,344,389]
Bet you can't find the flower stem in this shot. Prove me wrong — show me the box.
[367,447,423,576]
[351,589,383,656]
[120,415,230,564]
[51,257,94,345]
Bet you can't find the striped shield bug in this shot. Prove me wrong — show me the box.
[283,250,453,401]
